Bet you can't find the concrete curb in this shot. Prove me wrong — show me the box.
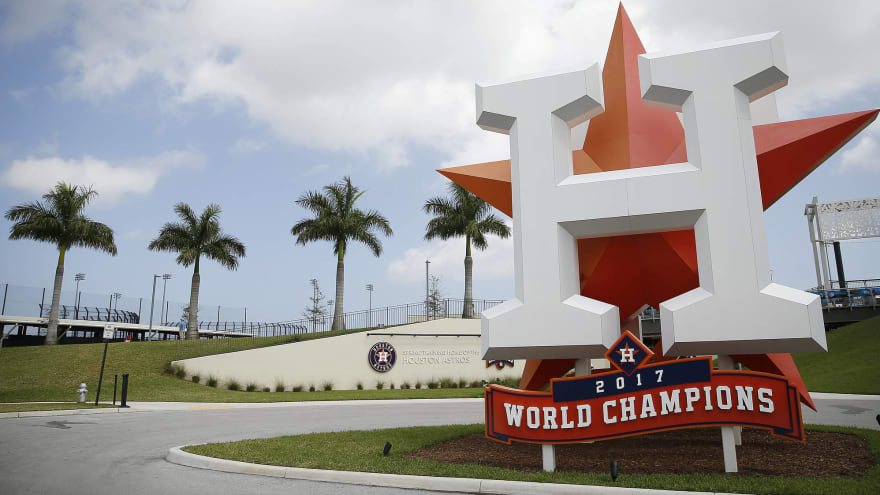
[166,446,732,495]
[0,407,148,419]
[810,392,880,401]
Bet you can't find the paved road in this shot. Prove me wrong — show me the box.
[0,396,876,494]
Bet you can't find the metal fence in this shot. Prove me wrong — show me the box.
[186,298,505,337]
[0,283,245,330]
[39,305,140,324]
[1,282,503,340]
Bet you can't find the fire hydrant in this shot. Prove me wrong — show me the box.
[77,383,88,403]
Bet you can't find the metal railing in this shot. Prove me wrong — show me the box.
[39,305,140,324]
[173,298,505,338]
[809,287,880,310]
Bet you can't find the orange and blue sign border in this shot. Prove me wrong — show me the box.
[485,332,804,445]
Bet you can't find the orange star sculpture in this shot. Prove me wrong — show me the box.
[438,4,877,410]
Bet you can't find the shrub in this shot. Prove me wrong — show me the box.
[440,377,454,389]
[227,379,241,391]
[191,375,201,384]
[415,381,422,389]
[427,380,439,389]
[262,386,271,392]
[246,383,258,392]
[292,385,303,392]
[499,377,519,388]
[390,383,395,389]
[274,380,286,392]
[468,380,482,389]
[458,378,468,389]
[164,363,186,378]
[376,380,385,390]
[308,384,316,392]
[356,382,363,390]
[207,376,218,388]
[322,381,333,391]
[401,382,411,390]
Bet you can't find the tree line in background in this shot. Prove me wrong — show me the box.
[4,177,509,345]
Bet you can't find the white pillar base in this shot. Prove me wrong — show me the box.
[734,426,742,446]
[574,358,591,376]
[717,355,739,473]
[721,427,738,472]
[542,444,556,472]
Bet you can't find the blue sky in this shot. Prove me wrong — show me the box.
[1,1,878,324]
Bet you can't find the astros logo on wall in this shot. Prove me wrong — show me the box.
[368,342,396,372]
[487,360,515,370]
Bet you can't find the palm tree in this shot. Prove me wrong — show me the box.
[148,203,245,340]
[4,183,117,345]
[292,177,392,331]
[424,182,510,318]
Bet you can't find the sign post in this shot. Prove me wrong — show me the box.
[94,324,114,406]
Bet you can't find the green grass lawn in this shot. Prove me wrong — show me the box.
[2,315,875,403]
[0,329,485,403]
[184,423,880,495]
[794,315,880,394]
[0,402,117,413]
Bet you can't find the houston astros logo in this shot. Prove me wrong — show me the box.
[476,32,827,360]
[368,342,396,372]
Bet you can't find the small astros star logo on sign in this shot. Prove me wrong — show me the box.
[617,343,636,363]
[605,331,653,376]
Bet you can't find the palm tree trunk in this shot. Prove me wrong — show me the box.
[45,247,66,345]
[463,235,474,319]
[332,248,345,331]
[186,258,200,340]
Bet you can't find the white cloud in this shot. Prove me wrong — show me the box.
[12,1,880,170]
[836,124,880,175]
[230,138,267,153]
[1,149,205,205]
[303,163,329,176]
[387,226,514,284]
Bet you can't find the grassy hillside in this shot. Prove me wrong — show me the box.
[0,331,406,402]
[794,315,880,394]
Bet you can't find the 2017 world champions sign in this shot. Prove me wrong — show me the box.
[485,331,804,444]
[438,4,877,473]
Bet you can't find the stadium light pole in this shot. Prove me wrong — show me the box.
[160,274,172,325]
[74,273,85,319]
[366,284,374,327]
[111,292,122,312]
[148,274,160,341]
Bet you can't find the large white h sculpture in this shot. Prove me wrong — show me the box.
[479,32,827,361]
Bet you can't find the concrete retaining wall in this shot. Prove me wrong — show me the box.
[172,318,523,390]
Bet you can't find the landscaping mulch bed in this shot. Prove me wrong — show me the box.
[406,428,873,477]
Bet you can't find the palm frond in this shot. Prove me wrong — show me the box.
[291,177,391,259]
[151,202,245,271]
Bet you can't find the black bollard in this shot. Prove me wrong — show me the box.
[120,373,130,408]
[610,460,619,481]
[383,442,392,456]
[112,375,118,405]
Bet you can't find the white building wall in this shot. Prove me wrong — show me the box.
[172,318,523,390]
